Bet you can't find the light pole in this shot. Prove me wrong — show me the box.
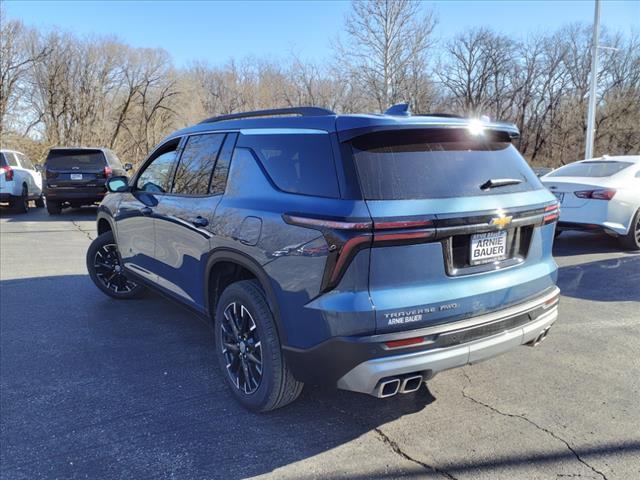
[585,0,601,160]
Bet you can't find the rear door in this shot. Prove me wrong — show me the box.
[153,132,234,310]
[15,153,42,195]
[116,139,181,283]
[347,128,558,333]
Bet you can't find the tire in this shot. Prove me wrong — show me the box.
[12,185,29,213]
[214,280,303,412]
[86,230,145,299]
[46,200,62,215]
[619,209,640,251]
[35,195,45,208]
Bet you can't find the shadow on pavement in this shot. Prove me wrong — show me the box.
[289,441,640,479]
[0,205,98,222]
[557,255,640,302]
[552,231,633,257]
[0,274,434,479]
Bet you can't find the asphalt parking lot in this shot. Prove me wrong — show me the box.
[1,207,638,480]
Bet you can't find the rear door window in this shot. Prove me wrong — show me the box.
[172,133,225,195]
[238,132,339,198]
[210,133,237,195]
[350,129,542,200]
[547,161,632,178]
[46,150,106,170]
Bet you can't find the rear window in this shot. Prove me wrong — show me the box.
[46,149,106,169]
[546,161,632,178]
[351,129,542,200]
[238,133,339,198]
[1,153,19,167]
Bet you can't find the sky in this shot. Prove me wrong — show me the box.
[4,0,639,67]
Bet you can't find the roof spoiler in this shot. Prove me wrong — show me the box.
[199,107,335,124]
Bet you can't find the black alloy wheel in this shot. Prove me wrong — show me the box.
[219,301,263,395]
[93,243,139,294]
[86,230,144,299]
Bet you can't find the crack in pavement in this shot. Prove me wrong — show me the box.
[311,395,458,479]
[70,219,95,241]
[460,370,607,480]
[372,426,459,479]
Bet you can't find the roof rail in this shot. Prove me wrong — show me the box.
[199,106,335,124]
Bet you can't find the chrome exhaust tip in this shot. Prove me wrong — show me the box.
[375,378,401,398]
[527,327,551,347]
[400,374,423,393]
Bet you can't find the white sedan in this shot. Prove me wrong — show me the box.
[541,155,640,250]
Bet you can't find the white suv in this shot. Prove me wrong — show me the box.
[0,149,44,213]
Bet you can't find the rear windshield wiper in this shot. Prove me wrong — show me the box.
[480,178,523,190]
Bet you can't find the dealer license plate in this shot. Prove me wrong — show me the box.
[470,230,508,265]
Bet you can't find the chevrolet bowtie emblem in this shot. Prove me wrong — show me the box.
[490,216,513,228]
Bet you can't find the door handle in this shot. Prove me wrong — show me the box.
[140,206,153,216]
[190,216,209,227]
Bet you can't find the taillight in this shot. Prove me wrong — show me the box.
[46,169,58,179]
[283,213,435,292]
[103,166,113,178]
[574,189,616,200]
[0,166,13,181]
[542,202,560,225]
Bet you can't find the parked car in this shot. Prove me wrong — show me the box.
[541,155,640,249]
[0,149,44,213]
[43,147,129,215]
[87,106,560,411]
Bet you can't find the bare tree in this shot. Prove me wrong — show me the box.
[0,10,47,139]
[335,0,437,112]
[2,7,638,169]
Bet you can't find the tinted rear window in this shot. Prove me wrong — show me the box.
[351,130,542,200]
[238,133,339,198]
[46,150,106,169]
[546,161,632,178]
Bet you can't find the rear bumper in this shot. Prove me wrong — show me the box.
[284,287,560,394]
[557,221,623,236]
[44,188,106,203]
[557,202,633,235]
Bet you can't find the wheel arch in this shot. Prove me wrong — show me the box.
[204,249,287,345]
[96,210,117,238]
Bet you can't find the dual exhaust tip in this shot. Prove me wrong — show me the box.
[527,326,551,347]
[375,374,423,398]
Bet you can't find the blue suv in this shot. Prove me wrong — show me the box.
[87,105,560,411]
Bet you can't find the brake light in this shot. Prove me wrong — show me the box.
[574,189,616,200]
[542,202,560,225]
[103,166,113,178]
[0,166,13,181]
[283,214,435,292]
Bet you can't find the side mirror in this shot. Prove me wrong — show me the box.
[106,176,129,193]
[124,163,133,172]
[34,164,43,172]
